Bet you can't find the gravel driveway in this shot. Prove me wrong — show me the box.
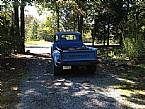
[12,54,132,109]
[11,44,136,109]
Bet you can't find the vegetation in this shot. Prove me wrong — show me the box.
[0,0,145,108]
[0,0,145,61]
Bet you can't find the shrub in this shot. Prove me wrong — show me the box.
[123,37,145,61]
[0,41,12,55]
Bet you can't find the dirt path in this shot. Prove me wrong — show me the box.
[10,54,133,109]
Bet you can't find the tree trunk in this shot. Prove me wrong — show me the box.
[119,33,123,46]
[56,2,59,32]
[119,26,123,46]
[107,19,110,46]
[13,2,20,52]
[103,23,106,45]
[20,5,25,53]
[78,15,83,34]
[73,14,76,31]
[76,0,83,34]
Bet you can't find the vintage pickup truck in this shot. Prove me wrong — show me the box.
[51,32,98,75]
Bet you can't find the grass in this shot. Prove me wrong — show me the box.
[25,40,50,45]
[114,86,145,108]
[114,86,145,96]
[112,60,145,108]
[98,47,145,108]
[110,64,145,108]
[110,56,145,91]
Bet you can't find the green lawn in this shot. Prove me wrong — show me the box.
[25,40,50,45]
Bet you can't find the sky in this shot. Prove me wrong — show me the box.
[25,5,51,22]
[25,5,39,18]
[0,1,52,22]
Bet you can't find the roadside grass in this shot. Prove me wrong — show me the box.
[99,48,145,107]
[110,61,145,108]
[25,40,50,45]
[110,55,145,107]
[113,64,145,93]
[0,58,28,108]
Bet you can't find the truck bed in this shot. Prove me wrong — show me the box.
[61,46,87,50]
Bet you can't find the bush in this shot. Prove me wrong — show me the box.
[123,38,145,61]
[0,41,12,55]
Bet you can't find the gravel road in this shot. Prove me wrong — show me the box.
[12,55,132,109]
[12,44,134,109]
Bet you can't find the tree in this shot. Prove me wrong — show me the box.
[13,0,33,53]
[20,1,25,53]
[13,0,20,52]
[0,3,13,54]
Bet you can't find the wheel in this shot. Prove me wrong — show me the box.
[53,62,62,76]
[87,65,96,73]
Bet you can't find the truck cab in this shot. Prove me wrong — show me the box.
[51,32,98,75]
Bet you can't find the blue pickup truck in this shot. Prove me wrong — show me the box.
[51,32,98,75]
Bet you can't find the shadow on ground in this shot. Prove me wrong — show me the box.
[102,59,145,108]
[16,53,134,109]
[0,57,28,109]
[1,53,145,109]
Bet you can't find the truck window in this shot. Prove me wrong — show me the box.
[61,35,76,40]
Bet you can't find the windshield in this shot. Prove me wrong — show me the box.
[61,35,77,41]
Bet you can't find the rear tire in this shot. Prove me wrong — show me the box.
[53,62,62,76]
[87,65,96,73]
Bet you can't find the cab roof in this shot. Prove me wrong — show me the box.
[55,32,81,36]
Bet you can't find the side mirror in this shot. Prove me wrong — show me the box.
[54,35,59,42]
[79,35,82,41]
[54,35,56,42]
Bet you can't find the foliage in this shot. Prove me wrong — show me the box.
[0,0,34,55]
[1,0,145,59]
[25,15,55,41]
[25,15,35,41]
[123,37,145,60]
[38,16,55,41]
[0,11,14,55]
